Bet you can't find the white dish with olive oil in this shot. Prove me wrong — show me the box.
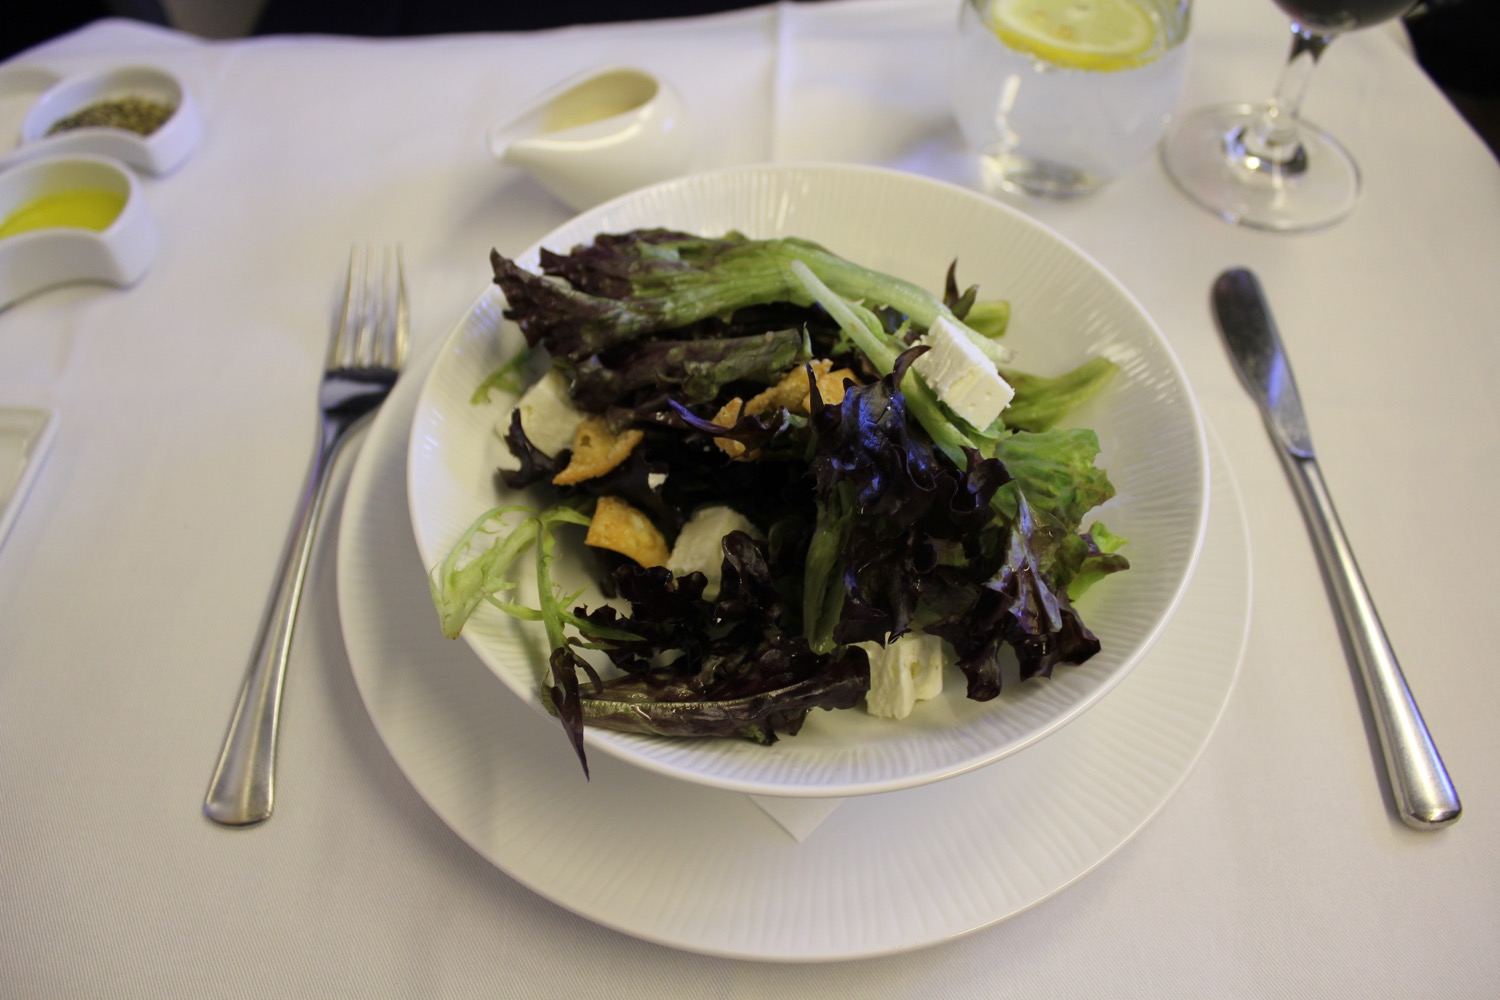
[0,155,158,310]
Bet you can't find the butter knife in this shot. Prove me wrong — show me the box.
[1211,268,1460,831]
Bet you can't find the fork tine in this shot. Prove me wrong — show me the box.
[386,245,409,370]
[373,246,392,368]
[330,246,361,369]
[353,243,379,366]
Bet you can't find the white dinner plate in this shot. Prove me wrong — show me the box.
[336,338,1250,961]
[405,163,1210,797]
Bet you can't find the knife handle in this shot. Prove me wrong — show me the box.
[1281,452,1460,830]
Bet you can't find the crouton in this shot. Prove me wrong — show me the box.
[584,496,670,568]
[552,416,645,486]
[709,360,860,459]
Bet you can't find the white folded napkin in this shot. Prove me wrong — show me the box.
[750,795,846,841]
[0,406,56,553]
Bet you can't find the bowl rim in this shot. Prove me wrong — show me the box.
[407,160,1210,798]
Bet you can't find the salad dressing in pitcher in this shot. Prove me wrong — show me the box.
[488,67,693,210]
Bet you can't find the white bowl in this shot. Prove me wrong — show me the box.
[2,64,200,176]
[0,154,158,310]
[407,163,1209,798]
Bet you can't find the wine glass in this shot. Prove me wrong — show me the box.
[1159,0,1417,231]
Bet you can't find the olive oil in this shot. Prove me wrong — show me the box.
[0,189,127,239]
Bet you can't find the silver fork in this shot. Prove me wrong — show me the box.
[205,246,408,827]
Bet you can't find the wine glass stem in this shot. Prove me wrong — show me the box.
[1238,24,1335,173]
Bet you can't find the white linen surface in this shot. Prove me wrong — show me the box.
[3,1,1499,995]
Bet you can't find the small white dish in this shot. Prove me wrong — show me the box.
[0,406,56,552]
[488,66,693,211]
[0,154,159,310]
[1,64,201,176]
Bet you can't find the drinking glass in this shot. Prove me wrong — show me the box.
[1159,0,1417,231]
[950,0,1192,199]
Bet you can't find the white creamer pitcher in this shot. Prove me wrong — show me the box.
[488,67,693,211]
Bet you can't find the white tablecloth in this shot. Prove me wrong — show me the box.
[4,1,1499,994]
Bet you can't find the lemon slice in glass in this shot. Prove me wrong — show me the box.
[987,0,1160,72]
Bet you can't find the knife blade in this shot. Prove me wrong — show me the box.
[1212,268,1460,831]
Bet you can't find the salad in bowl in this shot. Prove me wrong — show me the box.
[407,164,1207,797]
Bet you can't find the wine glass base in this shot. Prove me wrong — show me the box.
[1159,103,1360,232]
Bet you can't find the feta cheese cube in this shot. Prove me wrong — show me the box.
[860,631,947,720]
[494,368,588,468]
[666,505,758,600]
[911,314,1015,430]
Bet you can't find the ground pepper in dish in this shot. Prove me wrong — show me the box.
[45,97,175,137]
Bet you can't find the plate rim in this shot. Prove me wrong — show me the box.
[338,341,1248,960]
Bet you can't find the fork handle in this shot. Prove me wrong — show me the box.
[203,414,362,826]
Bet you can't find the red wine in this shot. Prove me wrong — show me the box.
[1271,0,1414,32]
